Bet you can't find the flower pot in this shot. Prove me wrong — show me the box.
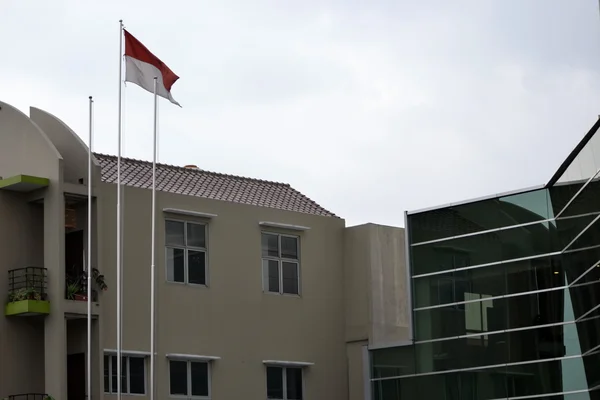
[73,294,88,301]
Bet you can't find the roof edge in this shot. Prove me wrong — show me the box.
[546,116,600,188]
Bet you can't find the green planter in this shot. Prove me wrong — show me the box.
[5,300,50,316]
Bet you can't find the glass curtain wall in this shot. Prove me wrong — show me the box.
[372,130,600,399]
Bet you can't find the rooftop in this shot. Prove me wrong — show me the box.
[94,153,337,218]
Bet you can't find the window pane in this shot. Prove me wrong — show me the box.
[169,360,188,395]
[266,366,284,399]
[281,236,298,259]
[129,357,145,394]
[188,250,206,285]
[167,247,185,283]
[104,355,109,393]
[282,262,299,295]
[263,259,280,293]
[286,367,303,399]
[111,356,117,393]
[190,362,209,396]
[262,233,279,257]
[187,223,206,248]
[121,356,127,393]
[166,220,185,246]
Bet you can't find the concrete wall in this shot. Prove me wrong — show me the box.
[0,101,64,398]
[99,183,348,399]
[0,194,46,397]
[343,223,410,400]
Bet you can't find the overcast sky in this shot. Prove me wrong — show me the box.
[3,0,600,227]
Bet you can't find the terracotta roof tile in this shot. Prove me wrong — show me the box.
[94,153,337,217]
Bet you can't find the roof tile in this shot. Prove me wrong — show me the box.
[94,153,337,218]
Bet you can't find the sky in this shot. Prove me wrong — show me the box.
[2,0,600,227]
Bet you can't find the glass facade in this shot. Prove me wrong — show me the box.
[371,127,600,399]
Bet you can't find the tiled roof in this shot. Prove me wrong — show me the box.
[93,153,337,217]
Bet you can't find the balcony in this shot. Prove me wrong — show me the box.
[5,267,50,317]
[65,268,107,302]
[6,395,53,400]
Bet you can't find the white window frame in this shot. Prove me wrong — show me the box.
[103,354,146,395]
[266,365,304,400]
[165,219,208,286]
[261,232,301,296]
[168,359,211,399]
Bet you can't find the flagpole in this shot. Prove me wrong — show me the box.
[87,95,93,400]
[150,76,158,400]
[116,18,124,400]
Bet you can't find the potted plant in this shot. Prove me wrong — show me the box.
[92,268,108,291]
[66,281,82,300]
[44,395,55,400]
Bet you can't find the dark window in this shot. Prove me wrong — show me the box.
[267,366,303,399]
[166,220,207,285]
[169,360,210,397]
[103,354,145,394]
[262,233,300,295]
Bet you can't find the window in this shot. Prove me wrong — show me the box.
[103,354,146,394]
[262,233,300,295]
[166,220,207,285]
[266,366,303,400]
[169,360,210,398]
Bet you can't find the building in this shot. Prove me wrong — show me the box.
[371,117,600,399]
[0,100,408,400]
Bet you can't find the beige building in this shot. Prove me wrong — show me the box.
[0,100,409,400]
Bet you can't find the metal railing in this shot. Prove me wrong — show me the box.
[7,394,49,400]
[7,267,48,302]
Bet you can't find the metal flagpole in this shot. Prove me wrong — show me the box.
[150,76,158,400]
[87,95,94,400]
[117,19,124,400]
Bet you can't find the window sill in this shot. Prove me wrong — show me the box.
[104,393,147,397]
[166,281,210,290]
[263,291,302,299]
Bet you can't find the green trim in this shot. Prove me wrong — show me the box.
[5,300,50,316]
[0,175,49,192]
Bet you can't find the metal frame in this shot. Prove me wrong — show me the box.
[104,353,147,396]
[167,358,211,399]
[165,218,208,287]
[261,231,301,296]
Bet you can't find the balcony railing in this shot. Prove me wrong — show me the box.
[7,267,48,302]
[7,393,51,400]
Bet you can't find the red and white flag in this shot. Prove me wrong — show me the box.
[123,29,181,106]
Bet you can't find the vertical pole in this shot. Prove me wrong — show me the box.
[87,95,93,400]
[150,76,158,400]
[117,19,124,400]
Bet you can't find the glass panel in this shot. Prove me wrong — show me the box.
[121,356,127,393]
[186,223,206,248]
[286,367,303,399]
[282,262,299,295]
[414,282,600,341]
[551,179,600,218]
[411,215,597,276]
[371,346,416,378]
[169,360,188,395]
[408,189,551,243]
[190,361,209,396]
[555,125,600,186]
[262,233,279,257]
[188,250,206,285]
[166,220,185,246]
[167,247,185,283]
[564,214,600,253]
[129,357,145,394]
[266,366,284,399]
[413,255,564,309]
[111,355,117,393]
[104,355,110,393]
[263,259,279,293]
[281,236,298,260]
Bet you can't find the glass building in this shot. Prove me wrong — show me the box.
[371,119,600,399]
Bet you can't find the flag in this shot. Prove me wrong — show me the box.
[123,29,181,106]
